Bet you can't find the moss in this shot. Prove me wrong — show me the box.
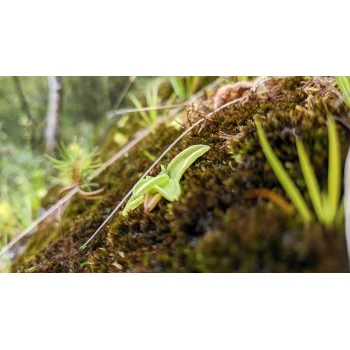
[13,76,350,272]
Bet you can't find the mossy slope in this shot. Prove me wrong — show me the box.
[13,76,350,272]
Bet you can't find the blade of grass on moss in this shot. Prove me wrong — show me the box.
[296,138,324,223]
[256,121,313,223]
[335,76,350,107]
[344,147,350,265]
[327,115,341,222]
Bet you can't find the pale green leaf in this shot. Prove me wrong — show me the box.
[167,145,210,182]
[335,76,350,107]
[122,195,145,216]
[153,178,181,202]
[133,173,169,198]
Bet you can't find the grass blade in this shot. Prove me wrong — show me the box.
[296,138,324,222]
[170,77,186,99]
[344,147,350,265]
[327,115,341,222]
[256,121,313,223]
[335,76,350,107]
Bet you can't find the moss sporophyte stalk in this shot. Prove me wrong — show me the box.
[122,144,210,215]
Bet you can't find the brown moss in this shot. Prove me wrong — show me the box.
[13,76,350,273]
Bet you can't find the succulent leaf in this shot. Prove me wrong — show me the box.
[166,145,210,182]
[123,144,210,216]
[122,195,145,216]
[133,173,169,198]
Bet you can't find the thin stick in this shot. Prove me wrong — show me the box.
[107,104,188,118]
[113,76,137,110]
[107,76,227,120]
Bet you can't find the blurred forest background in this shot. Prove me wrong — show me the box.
[0,76,223,261]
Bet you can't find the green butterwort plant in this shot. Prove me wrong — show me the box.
[335,76,350,107]
[256,115,343,227]
[122,144,210,216]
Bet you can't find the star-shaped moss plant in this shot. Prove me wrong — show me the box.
[122,144,210,216]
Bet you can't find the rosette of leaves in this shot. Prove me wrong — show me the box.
[47,142,103,199]
[122,145,210,216]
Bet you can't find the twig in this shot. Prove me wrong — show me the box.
[113,76,137,110]
[107,104,188,118]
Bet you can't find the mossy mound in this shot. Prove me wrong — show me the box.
[13,76,350,272]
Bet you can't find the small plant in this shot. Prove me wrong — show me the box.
[170,76,201,100]
[256,115,343,227]
[335,76,350,107]
[47,142,103,199]
[122,144,210,216]
[128,78,176,127]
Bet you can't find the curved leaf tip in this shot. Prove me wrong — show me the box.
[167,144,210,182]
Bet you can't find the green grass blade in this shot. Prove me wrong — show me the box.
[128,92,150,125]
[335,76,350,107]
[344,147,350,265]
[170,77,186,99]
[296,138,324,223]
[327,115,341,222]
[256,121,313,223]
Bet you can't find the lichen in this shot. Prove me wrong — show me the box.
[13,76,350,272]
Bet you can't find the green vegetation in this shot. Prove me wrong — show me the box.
[0,146,49,248]
[335,76,350,107]
[47,141,102,197]
[169,76,201,100]
[123,145,210,215]
[128,78,177,127]
[256,115,343,227]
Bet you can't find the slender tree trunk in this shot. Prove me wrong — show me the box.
[12,76,36,148]
[45,76,62,155]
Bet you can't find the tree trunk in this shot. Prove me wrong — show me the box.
[45,76,62,155]
[12,76,36,148]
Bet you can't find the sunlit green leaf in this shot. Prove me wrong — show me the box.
[123,144,210,216]
[327,115,341,222]
[122,195,145,216]
[167,145,210,182]
[133,173,169,198]
[153,178,181,202]
[335,76,350,107]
